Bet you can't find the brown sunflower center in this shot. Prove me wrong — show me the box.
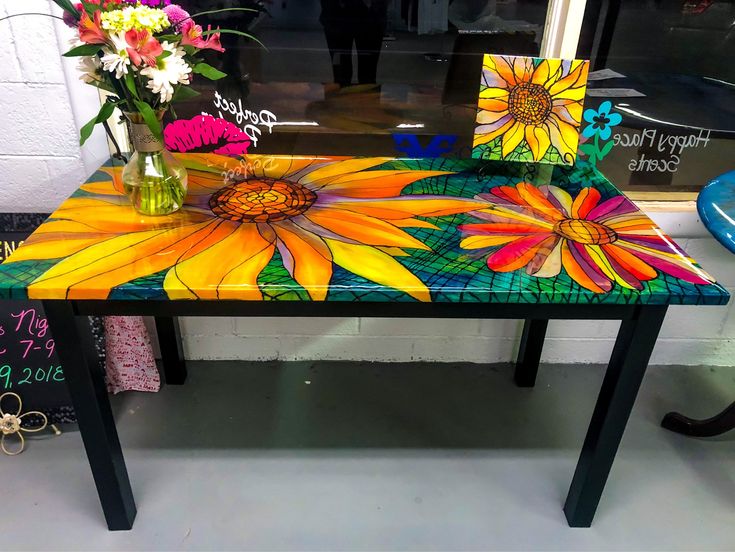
[553,219,617,245]
[209,177,317,223]
[508,83,553,125]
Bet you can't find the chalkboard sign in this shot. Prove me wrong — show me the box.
[0,214,76,423]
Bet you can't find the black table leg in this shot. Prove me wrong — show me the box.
[43,300,136,530]
[514,318,548,387]
[564,305,667,527]
[154,316,187,385]
[661,401,735,437]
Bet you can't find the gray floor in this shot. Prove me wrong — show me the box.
[3,361,735,551]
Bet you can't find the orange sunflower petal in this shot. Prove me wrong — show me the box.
[560,240,607,293]
[300,158,393,186]
[485,54,517,87]
[460,222,553,235]
[584,244,637,290]
[486,234,554,272]
[97,166,126,194]
[460,235,523,249]
[473,205,556,229]
[326,197,488,220]
[502,121,525,157]
[313,170,453,198]
[601,244,657,281]
[531,59,551,86]
[478,98,509,113]
[548,115,580,162]
[516,182,566,221]
[530,238,563,277]
[247,155,337,180]
[274,222,333,301]
[7,236,109,263]
[186,170,230,196]
[477,108,511,125]
[163,223,275,300]
[548,60,589,97]
[325,238,431,302]
[50,203,209,233]
[479,87,509,99]
[473,117,515,147]
[552,99,583,125]
[80,179,122,196]
[571,187,602,219]
[511,56,534,84]
[305,207,430,250]
[525,125,552,162]
[28,221,215,299]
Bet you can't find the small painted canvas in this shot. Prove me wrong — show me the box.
[472,54,590,166]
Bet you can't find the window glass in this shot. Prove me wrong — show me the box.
[578,0,735,194]
[171,0,549,157]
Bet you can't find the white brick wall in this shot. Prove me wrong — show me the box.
[0,0,108,212]
[0,3,732,366]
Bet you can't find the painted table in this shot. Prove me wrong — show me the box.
[0,153,728,530]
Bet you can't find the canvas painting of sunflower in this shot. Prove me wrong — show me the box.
[472,54,590,166]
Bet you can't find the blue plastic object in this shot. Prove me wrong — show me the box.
[697,170,735,254]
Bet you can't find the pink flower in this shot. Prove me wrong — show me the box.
[162,4,190,30]
[78,10,106,45]
[125,29,163,67]
[164,115,251,156]
[180,20,225,52]
[202,27,224,52]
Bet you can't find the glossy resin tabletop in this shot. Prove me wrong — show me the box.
[0,154,728,305]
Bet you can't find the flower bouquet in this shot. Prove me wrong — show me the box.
[49,0,257,215]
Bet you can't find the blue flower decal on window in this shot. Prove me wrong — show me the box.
[582,101,623,141]
[578,101,623,166]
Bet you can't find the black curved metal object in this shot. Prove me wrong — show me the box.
[662,401,735,437]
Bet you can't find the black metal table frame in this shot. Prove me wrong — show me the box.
[42,299,668,531]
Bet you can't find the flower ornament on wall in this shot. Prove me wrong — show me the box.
[459,182,714,293]
[1,392,48,456]
[472,54,590,165]
[579,101,622,166]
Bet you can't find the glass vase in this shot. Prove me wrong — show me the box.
[122,111,188,216]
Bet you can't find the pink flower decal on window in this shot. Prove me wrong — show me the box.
[164,115,251,155]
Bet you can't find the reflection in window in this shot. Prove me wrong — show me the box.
[173,0,549,156]
[578,0,735,193]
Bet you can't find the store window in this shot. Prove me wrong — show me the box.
[577,0,735,196]
[170,0,550,157]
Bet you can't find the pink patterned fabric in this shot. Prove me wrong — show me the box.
[105,316,160,394]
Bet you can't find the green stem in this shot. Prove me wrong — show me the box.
[592,133,601,166]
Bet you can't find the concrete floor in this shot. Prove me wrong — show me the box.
[2,361,735,551]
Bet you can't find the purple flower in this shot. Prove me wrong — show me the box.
[163,4,190,29]
[62,9,79,28]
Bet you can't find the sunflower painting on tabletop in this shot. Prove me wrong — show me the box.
[472,54,590,166]
[7,155,487,302]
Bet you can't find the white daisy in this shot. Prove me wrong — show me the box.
[139,41,191,104]
[77,56,102,84]
[100,32,131,79]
